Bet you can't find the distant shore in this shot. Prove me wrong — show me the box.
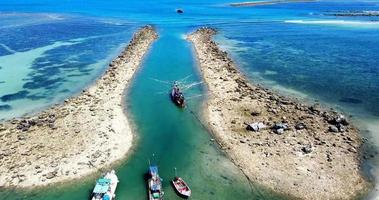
[230,0,316,7]
[188,28,371,200]
[324,11,379,17]
[0,25,158,187]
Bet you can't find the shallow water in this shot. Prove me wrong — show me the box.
[0,14,137,119]
[0,0,379,199]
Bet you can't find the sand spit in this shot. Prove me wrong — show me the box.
[188,28,370,200]
[230,0,316,7]
[0,25,158,187]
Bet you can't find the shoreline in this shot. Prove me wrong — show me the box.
[1,42,127,122]
[0,25,158,187]
[188,27,371,200]
[230,0,317,7]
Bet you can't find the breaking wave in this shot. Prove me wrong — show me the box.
[284,19,379,27]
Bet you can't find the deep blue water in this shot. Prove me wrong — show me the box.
[1,0,379,199]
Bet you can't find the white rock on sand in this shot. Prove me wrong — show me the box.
[0,25,158,187]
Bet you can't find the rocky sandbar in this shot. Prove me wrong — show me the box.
[0,25,158,187]
[188,27,371,200]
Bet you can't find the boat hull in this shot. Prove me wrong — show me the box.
[170,83,185,108]
[171,177,191,198]
[147,179,164,200]
[170,93,185,108]
[147,165,164,200]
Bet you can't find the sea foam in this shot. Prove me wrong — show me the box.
[284,19,379,28]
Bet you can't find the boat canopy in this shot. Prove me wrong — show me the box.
[150,179,161,191]
[93,178,111,194]
[149,165,158,176]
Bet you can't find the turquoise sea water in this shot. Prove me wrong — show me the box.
[0,0,379,199]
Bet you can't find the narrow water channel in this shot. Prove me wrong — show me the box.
[0,27,286,200]
[114,27,287,200]
[115,27,254,200]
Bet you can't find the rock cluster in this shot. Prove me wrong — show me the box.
[15,114,57,131]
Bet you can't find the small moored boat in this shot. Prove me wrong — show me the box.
[91,170,119,200]
[147,165,164,200]
[176,9,184,14]
[171,81,185,107]
[171,177,191,198]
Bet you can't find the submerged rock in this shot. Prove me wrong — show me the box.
[0,90,29,102]
[0,104,12,111]
[339,97,362,104]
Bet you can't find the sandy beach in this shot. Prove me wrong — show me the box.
[230,0,316,7]
[0,25,158,187]
[188,28,371,199]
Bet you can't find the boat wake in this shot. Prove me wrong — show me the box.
[181,81,203,91]
[150,76,206,101]
[149,77,172,85]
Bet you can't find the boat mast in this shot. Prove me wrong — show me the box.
[149,153,155,166]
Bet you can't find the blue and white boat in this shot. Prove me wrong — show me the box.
[147,165,164,200]
[91,170,119,200]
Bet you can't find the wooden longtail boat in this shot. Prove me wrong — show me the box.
[170,81,185,108]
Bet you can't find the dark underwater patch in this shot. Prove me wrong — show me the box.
[0,81,5,84]
[0,90,29,102]
[67,72,90,77]
[78,68,93,73]
[339,97,363,104]
[26,94,46,100]
[0,104,12,111]
[39,66,61,75]
[23,76,64,90]
[59,89,70,93]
